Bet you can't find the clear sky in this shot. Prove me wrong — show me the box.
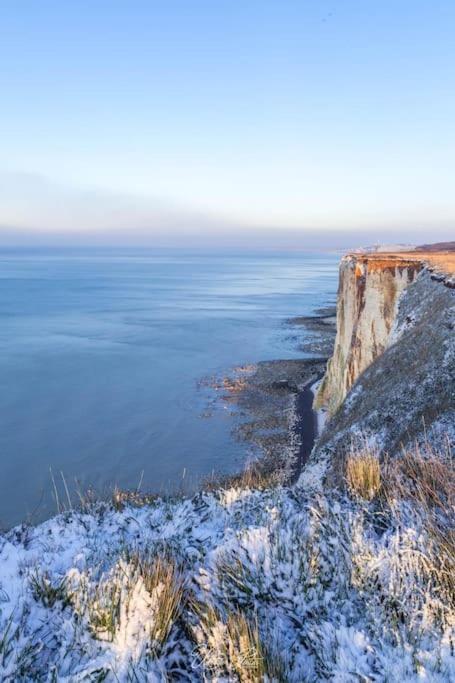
[1,0,454,247]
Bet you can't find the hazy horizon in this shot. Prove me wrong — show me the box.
[1,1,454,248]
[1,226,453,252]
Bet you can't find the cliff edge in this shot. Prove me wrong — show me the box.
[314,253,423,414]
[308,244,455,486]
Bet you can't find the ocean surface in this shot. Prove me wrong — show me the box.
[0,249,339,527]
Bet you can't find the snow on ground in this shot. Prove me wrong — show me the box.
[0,480,453,681]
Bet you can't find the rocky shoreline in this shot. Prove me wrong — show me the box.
[203,304,337,484]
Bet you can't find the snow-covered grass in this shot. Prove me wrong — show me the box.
[203,457,282,493]
[345,451,381,501]
[382,441,454,511]
[0,444,454,681]
[189,602,287,682]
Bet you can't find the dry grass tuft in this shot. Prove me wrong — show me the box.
[426,525,455,607]
[346,452,381,501]
[189,599,286,682]
[203,460,280,493]
[380,444,455,607]
[86,553,185,646]
[382,445,454,511]
[132,553,185,651]
[225,611,269,682]
[112,487,158,511]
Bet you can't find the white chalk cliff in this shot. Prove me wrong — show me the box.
[305,250,455,486]
[315,254,423,414]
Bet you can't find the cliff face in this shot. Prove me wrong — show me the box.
[303,254,455,489]
[315,254,423,414]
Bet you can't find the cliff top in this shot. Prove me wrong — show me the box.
[348,242,455,276]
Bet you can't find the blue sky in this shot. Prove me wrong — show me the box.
[1,1,454,246]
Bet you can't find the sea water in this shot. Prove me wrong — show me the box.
[0,248,339,526]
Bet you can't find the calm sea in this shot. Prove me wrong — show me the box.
[0,249,339,527]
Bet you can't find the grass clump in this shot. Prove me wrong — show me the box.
[85,552,185,650]
[29,571,69,608]
[204,459,280,493]
[112,486,158,511]
[426,525,455,609]
[132,553,186,652]
[382,444,454,511]
[215,553,256,608]
[87,579,122,642]
[381,444,455,609]
[346,451,381,500]
[225,611,271,682]
[349,441,455,629]
[189,599,287,682]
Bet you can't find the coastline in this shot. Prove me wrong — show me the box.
[210,303,337,485]
[2,249,453,680]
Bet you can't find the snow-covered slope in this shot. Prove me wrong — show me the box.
[0,484,454,681]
